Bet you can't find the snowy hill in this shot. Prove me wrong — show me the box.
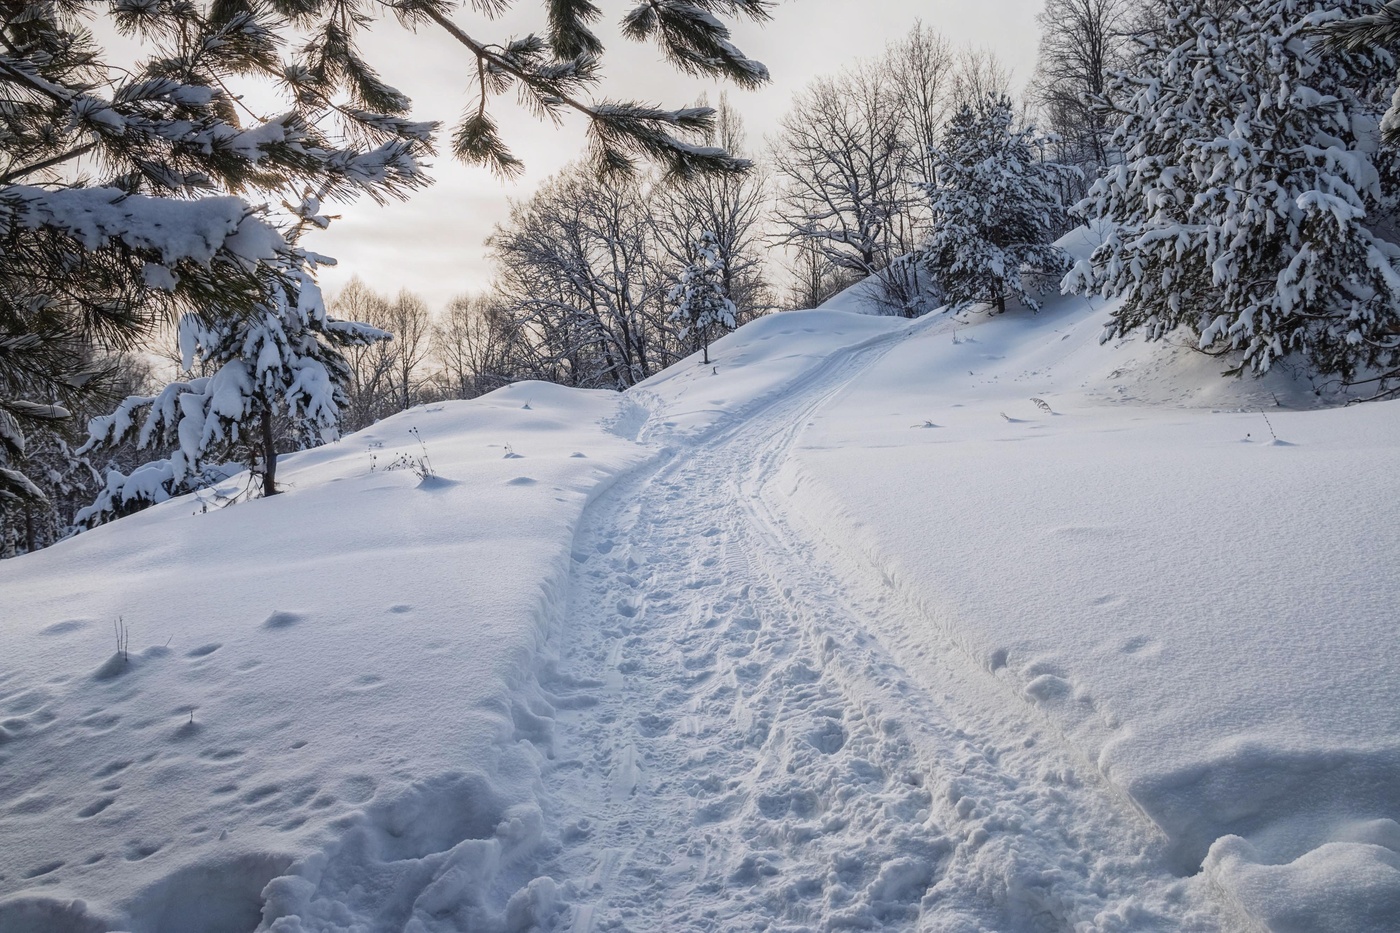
[1,236,1397,932]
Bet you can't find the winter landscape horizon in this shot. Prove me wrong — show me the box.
[3,1,1400,932]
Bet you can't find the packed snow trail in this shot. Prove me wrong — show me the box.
[536,321,1230,931]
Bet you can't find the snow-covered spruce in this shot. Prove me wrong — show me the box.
[1065,0,1400,388]
[78,251,387,524]
[919,97,1076,314]
[668,230,737,364]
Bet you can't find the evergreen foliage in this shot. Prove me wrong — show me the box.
[0,0,433,520]
[669,231,736,364]
[1325,1,1400,144]
[78,245,388,522]
[920,98,1075,313]
[3,0,772,545]
[1066,0,1400,387]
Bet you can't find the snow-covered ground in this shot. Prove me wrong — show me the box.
[778,296,1400,931]
[0,384,650,932]
[2,233,1397,932]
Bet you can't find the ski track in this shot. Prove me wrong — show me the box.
[536,326,1231,932]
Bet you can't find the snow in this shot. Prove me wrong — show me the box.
[2,233,1398,930]
[0,384,648,931]
[776,268,1400,924]
[4,186,286,271]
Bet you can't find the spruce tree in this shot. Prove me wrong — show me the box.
[920,97,1075,313]
[669,231,736,364]
[1065,0,1400,388]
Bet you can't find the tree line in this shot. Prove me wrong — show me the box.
[0,0,773,552]
[6,0,1400,553]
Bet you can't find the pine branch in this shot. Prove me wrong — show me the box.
[1,141,98,183]
[422,3,757,177]
[1320,1,1400,51]
[547,0,604,59]
[621,0,771,89]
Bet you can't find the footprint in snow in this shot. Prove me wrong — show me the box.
[76,797,116,819]
[1120,635,1161,657]
[123,841,162,862]
[806,720,848,755]
[23,860,64,879]
[39,619,90,637]
[93,760,131,779]
[262,610,305,630]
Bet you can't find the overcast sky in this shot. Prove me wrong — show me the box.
[312,0,1044,310]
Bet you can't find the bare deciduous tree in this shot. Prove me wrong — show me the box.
[771,65,925,313]
[385,290,433,411]
[430,293,523,401]
[887,23,957,187]
[329,279,396,432]
[770,25,994,315]
[652,94,773,325]
[1029,0,1133,183]
[489,166,675,389]
[949,47,1015,117]
[326,281,431,425]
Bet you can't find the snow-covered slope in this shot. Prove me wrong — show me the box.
[0,384,651,932]
[777,233,1400,930]
[1,233,1397,932]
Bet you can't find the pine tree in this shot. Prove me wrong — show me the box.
[1325,2,1400,144]
[77,230,389,522]
[1066,0,1400,389]
[669,231,736,364]
[1,0,433,519]
[3,0,772,541]
[920,97,1076,314]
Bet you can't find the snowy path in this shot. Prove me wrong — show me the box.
[537,330,1229,931]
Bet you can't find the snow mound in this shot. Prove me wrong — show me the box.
[0,382,649,931]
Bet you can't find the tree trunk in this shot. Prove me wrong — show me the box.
[23,505,35,553]
[260,406,279,497]
[995,290,1006,314]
